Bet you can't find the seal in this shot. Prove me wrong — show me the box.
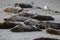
[31,15,54,21]
[24,19,40,25]
[4,15,31,22]
[3,8,21,13]
[14,2,34,8]
[0,22,17,29]
[45,24,60,35]
[10,23,41,32]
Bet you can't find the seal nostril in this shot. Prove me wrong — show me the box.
[4,18,7,21]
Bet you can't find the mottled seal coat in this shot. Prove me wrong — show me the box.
[24,19,40,25]
[10,22,41,32]
[0,22,17,29]
[4,15,31,22]
[45,24,60,35]
[18,12,35,17]
[46,22,60,29]
[36,22,60,29]
[3,8,21,13]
